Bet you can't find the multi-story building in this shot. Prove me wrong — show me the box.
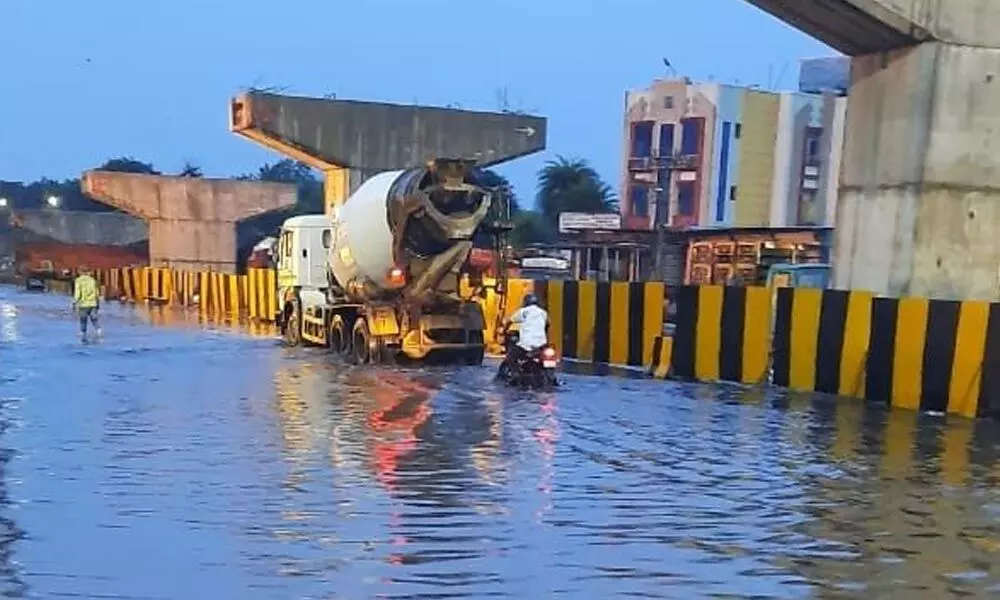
[620,76,847,230]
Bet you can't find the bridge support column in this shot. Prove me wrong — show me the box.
[833,42,1000,301]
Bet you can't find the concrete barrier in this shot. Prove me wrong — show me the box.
[646,285,998,420]
[80,268,1000,419]
[503,278,664,369]
[670,285,773,385]
[94,266,279,324]
[772,288,999,419]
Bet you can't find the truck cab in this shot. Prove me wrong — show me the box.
[276,215,331,291]
[765,263,831,289]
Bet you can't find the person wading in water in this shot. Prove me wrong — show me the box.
[72,266,102,341]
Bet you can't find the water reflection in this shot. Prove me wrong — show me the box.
[265,364,999,598]
[787,401,1000,597]
[0,398,27,597]
[0,284,997,598]
[0,303,18,343]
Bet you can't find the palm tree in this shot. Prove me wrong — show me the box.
[536,156,618,230]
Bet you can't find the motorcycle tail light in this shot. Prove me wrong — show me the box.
[542,347,557,359]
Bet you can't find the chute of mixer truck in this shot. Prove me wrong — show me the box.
[274,158,508,365]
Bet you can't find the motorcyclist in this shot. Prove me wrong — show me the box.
[503,293,549,367]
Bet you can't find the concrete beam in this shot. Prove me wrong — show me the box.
[10,210,148,246]
[743,0,1000,55]
[229,92,547,194]
[743,0,923,54]
[81,172,296,273]
[832,42,1000,301]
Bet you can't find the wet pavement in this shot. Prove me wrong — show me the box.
[0,285,998,599]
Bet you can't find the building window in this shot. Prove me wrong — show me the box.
[804,126,823,163]
[680,118,702,155]
[630,121,654,158]
[729,186,737,201]
[715,121,732,223]
[654,183,669,226]
[807,138,820,160]
[658,123,675,157]
[663,96,674,109]
[677,182,695,216]
[734,123,742,139]
[629,185,649,218]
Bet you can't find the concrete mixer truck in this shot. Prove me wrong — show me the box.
[274,158,509,365]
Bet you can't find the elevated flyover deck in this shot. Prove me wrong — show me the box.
[229,92,547,212]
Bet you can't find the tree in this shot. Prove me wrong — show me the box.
[97,157,160,175]
[536,156,618,231]
[255,159,313,184]
[178,162,203,177]
[254,159,324,213]
[510,210,553,248]
[478,168,520,214]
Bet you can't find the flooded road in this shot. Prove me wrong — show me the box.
[0,286,998,599]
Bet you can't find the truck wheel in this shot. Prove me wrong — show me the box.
[464,330,485,365]
[373,339,396,365]
[283,303,302,347]
[463,346,485,366]
[351,317,372,364]
[329,316,347,355]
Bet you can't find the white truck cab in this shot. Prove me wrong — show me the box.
[276,214,331,290]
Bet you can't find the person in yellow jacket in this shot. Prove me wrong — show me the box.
[72,266,102,340]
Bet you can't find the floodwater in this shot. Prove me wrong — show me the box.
[0,286,998,599]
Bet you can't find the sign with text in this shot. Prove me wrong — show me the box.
[558,212,622,233]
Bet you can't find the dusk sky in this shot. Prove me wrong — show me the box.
[2,0,833,206]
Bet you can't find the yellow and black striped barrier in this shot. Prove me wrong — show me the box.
[246,268,278,322]
[669,285,773,384]
[66,267,1000,420]
[773,288,999,419]
[502,278,663,369]
[87,266,280,325]
[648,335,672,378]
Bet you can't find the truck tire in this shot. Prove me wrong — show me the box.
[351,317,372,364]
[373,339,396,365]
[329,316,348,356]
[464,330,485,365]
[283,303,302,347]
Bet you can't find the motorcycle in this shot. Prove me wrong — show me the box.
[496,328,560,390]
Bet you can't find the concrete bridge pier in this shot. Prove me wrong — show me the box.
[82,172,296,273]
[742,0,1000,301]
[833,42,1000,301]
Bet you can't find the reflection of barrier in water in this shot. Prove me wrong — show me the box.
[738,392,1000,597]
[533,395,559,523]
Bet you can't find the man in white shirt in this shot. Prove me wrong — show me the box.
[507,293,548,356]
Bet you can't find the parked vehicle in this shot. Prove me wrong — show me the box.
[765,263,831,289]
